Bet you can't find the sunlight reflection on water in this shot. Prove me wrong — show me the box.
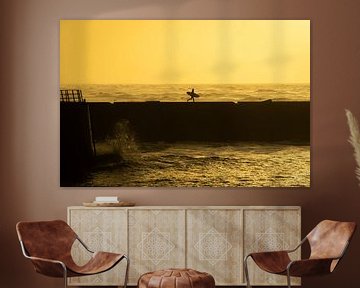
[82,142,310,187]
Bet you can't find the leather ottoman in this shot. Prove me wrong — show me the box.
[138,268,215,288]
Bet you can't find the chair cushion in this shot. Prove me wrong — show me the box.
[138,268,215,288]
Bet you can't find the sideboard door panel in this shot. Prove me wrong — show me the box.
[187,209,243,285]
[68,208,127,286]
[128,209,186,284]
[243,209,301,286]
[68,206,300,286]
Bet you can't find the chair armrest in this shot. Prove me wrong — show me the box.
[25,255,67,278]
[19,240,67,277]
[287,258,336,277]
[247,250,290,258]
[26,255,65,265]
[245,237,306,259]
[246,250,292,262]
[76,236,94,253]
[286,237,307,253]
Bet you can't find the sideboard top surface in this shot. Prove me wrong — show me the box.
[68,205,301,210]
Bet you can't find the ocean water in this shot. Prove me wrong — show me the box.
[63,83,310,187]
[61,83,310,103]
[82,142,310,187]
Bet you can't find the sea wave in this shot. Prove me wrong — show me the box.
[82,141,310,187]
[61,83,310,102]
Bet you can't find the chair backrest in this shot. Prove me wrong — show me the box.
[307,220,356,261]
[16,220,77,261]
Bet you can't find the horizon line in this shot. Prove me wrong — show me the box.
[60,82,310,86]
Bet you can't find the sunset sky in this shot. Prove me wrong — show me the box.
[60,20,310,85]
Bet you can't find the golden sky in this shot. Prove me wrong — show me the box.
[60,20,310,85]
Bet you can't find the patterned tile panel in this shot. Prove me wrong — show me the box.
[128,209,186,284]
[138,227,175,264]
[244,209,301,286]
[187,209,243,285]
[194,227,232,265]
[68,209,127,286]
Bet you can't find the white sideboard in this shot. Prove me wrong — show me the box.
[67,206,301,286]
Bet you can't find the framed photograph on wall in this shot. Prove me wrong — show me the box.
[60,20,310,187]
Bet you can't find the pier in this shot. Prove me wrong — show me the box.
[60,89,85,102]
[88,101,310,143]
[60,100,95,186]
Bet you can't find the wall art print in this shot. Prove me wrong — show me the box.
[60,20,310,187]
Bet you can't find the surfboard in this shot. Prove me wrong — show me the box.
[187,91,199,98]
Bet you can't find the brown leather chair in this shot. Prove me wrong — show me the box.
[244,220,356,288]
[16,220,129,288]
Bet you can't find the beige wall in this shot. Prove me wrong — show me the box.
[1,0,360,287]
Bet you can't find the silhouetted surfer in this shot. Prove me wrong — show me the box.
[186,88,199,102]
